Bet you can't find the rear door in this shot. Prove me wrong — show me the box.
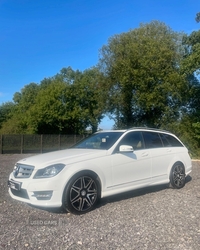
[142,131,175,183]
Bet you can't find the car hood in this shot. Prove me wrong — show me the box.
[17,148,108,169]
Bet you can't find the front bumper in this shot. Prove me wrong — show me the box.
[8,173,64,208]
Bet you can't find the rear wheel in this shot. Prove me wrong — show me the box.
[63,172,100,215]
[170,162,185,189]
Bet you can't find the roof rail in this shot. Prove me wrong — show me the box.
[127,127,171,133]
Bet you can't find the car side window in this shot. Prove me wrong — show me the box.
[160,133,183,147]
[142,132,163,149]
[117,131,144,151]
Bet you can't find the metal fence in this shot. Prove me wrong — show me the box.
[0,134,85,154]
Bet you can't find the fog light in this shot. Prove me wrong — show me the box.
[32,191,53,200]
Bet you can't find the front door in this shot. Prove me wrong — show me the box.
[111,131,152,187]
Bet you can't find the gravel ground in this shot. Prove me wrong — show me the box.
[0,154,200,250]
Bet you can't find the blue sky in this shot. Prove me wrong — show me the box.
[0,0,200,128]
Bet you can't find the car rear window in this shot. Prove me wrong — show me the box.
[159,133,183,147]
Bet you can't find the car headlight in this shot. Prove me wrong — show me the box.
[33,163,65,179]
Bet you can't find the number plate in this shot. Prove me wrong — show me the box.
[8,180,22,191]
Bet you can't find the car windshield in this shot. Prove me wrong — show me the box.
[74,132,124,150]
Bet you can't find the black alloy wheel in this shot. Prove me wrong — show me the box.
[170,162,186,189]
[63,172,100,215]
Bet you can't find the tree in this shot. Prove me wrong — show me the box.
[75,67,105,133]
[195,12,200,23]
[0,83,39,134]
[181,31,200,76]
[0,66,105,134]
[99,21,187,128]
[26,67,105,134]
[55,66,82,84]
[28,80,76,134]
[0,102,15,129]
[180,15,200,150]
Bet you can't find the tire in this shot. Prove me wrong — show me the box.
[63,172,100,215]
[170,162,186,189]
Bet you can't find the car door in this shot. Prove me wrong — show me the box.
[111,131,152,188]
[142,131,175,183]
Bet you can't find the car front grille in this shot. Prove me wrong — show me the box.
[13,164,35,178]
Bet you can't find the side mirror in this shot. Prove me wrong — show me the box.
[119,145,134,152]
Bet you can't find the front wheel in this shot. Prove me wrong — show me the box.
[63,172,100,215]
[170,162,185,189]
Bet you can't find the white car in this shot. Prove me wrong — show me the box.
[8,128,192,215]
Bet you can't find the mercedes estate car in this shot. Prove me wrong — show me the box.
[8,128,192,214]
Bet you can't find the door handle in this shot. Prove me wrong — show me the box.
[142,152,148,157]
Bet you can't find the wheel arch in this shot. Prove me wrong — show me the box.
[62,169,102,204]
[167,159,186,180]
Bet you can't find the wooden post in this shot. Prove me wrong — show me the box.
[58,134,61,150]
[21,135,24,154]
[40,134,43,153]
[0,135,2,154]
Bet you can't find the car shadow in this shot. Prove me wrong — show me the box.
[98,175,192,208]
[98,184,168,207]
[186,175,192,183]
[29,204,66,214]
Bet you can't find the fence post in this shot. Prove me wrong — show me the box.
[21,135,24,154]
[58,134,61,150]
[40,134,43,153]
[0,135,2,154]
